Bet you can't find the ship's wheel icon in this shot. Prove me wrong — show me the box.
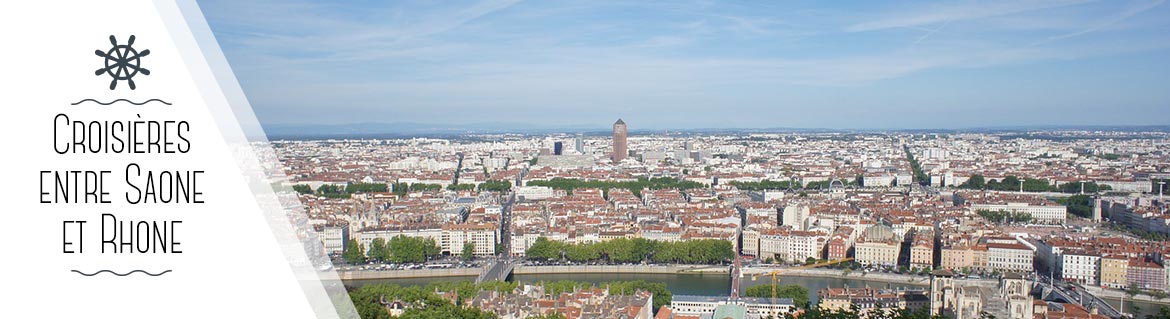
[94,35,151,90]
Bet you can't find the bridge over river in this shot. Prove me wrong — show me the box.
[477,259,515,283]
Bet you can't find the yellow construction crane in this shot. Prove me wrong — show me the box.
[756,258,854,305]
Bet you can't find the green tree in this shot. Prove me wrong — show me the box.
[447,183,476,191]
[346,182,389,193]
[565,243,600,262]
[526,237,564,261]
[743,284,810,308]
[960,175,986,189]
[386,235,441,264]
[462,242,476,262]
[343,239,365,264]
[292,184,313,194]
[479,180,512,192]
[368,238,388,262]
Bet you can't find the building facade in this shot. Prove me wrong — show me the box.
[612,119,627,163]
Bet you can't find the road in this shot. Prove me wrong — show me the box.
[498,167,526,258]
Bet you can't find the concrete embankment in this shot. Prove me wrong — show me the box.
[338,265,935,284]
[338,268,480,280]
[338,264,729,281]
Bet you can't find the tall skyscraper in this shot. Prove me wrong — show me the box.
[574,133,584,154]
[553,141,564,155]
[612,119,627,163]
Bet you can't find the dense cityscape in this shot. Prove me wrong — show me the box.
[280,120,1170,319]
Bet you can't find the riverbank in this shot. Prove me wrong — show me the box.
[338,264,730,280]
[337,263,938,284]
[744,267,932,286]
[515,264,729,275]
[339,267,480,280]
[1085,285,1170,306]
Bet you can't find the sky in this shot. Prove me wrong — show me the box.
[199,0,1170,130]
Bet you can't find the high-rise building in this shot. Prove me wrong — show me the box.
[553,141,563,155]
[574,133,584,154]
[612,119,627,163]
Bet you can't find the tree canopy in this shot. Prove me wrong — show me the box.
[743,284,810,308]
[366,235,442,264]
[526,177,704,198]
[526,237,734,265]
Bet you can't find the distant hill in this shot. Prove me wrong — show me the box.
[261,122,1170,139]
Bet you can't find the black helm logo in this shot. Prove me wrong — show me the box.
[94,35,151,90]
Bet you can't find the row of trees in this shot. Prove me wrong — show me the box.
[525,237,735,265]
[976,209,1033,224]
[743,284,810,308]
[729,180,802,190]
[344,235,443,264]
[526,177,705,198]
[958,175,1113,193]
[294,182,421,198]
[540,280,672,311]
[293,183,370,198]
[348,280,666,319]
[391,183,444,195]
[479,180,512,192]
[296,180,514,198]
[348,281,515,319]
[448,180,513,192]
[348,281,1170,319]
[447,183,477,191]
[1055,195,1094,218]
[904,145,928,185]
[728,178,860,190]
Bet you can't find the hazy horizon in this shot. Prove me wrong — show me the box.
[202,0,1170,130]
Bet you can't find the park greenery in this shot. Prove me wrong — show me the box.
[347,182,390,193]
[359,235,442,264]
[525,237,735,265]
[391,183,444,195]
[728,180,802,190]
[1054,195,1094,218]
[294,182,445,198]
[348,281,515,319]
[976,209,1033,224]
[447,183,477,191]
[348,280,669,319]
[729,178,859,190]
[958,175,1112,194]
[526,177,705,198]
[904,145,928,185]
[539,280,672,311]
[743,284,810,308]
[292,184,313,194]
[478,179,513,192]
[1105,222,1170,242]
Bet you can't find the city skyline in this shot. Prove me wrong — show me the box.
[202,0,1170,130]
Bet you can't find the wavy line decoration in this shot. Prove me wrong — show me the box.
[71,269,173,277]
[71,98,172,105]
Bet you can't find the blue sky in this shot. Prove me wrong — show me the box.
[199,0,1170,130]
